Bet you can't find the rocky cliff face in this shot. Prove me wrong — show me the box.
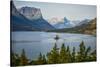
[18,7,42,20]
[83,18,96,35]
[11,1,54,31]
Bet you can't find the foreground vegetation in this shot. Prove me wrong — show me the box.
[11,41,96,66]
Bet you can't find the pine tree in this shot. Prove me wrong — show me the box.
[76,41,93,62]
[77,41,85,62]
[20,49,28,65]
[90,50,96,61]
[11,51,20,66]
[66,46,72,62]
[37,52,43,64]
[11,51,16,66]
[71,47,76,62]
[36,53,47,64]
[42,55,47,64]
[85,46,91,57]
[47,43,59,64]
[59,43,67,63]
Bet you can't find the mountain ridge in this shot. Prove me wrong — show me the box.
[18,6,42,20]
[47,18,96,35]
[48,17,91,29]
[11,1,54,31]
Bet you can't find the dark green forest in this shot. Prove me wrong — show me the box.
[11,41,96,66]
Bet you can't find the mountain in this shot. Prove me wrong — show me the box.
[51,17,74,29]
[48,18,96,35]
[77,19,90,26]
[11,1,38,31]
[11,1,54,31]
[18,6,55,30]
[47,17,64,25]
[48,17,91,29]
[18,6,42,20]
[71,20,81,26]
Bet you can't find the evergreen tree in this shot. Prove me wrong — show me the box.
[20,49,28,65]
[90,50,96,61]
[36,53,47,64]
[66,46,72,62]
[77,41,85,62]
[11,51,20,66]
[42,55,47,64]
[71,47,76,62]
[11,52,16,66]
[37,53,43,64]
[85,46,91,57]
[77,41,91,62]
[47,43,59,64]
[59,43,67,63]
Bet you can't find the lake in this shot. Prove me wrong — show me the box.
[11,31,96,60]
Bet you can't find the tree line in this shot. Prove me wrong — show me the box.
[11,41,96,66]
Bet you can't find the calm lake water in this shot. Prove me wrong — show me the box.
[11,31,96,60]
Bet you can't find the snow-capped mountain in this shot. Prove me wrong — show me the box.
[48,17,75,29]
[47,17,64,25]
[54,17,74,29]
[48,17,90,29]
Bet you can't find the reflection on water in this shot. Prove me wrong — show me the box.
[11,31,96,60]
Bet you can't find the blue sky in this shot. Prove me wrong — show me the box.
[13,0,96,21]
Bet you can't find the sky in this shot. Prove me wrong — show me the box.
[13,0,96,21]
